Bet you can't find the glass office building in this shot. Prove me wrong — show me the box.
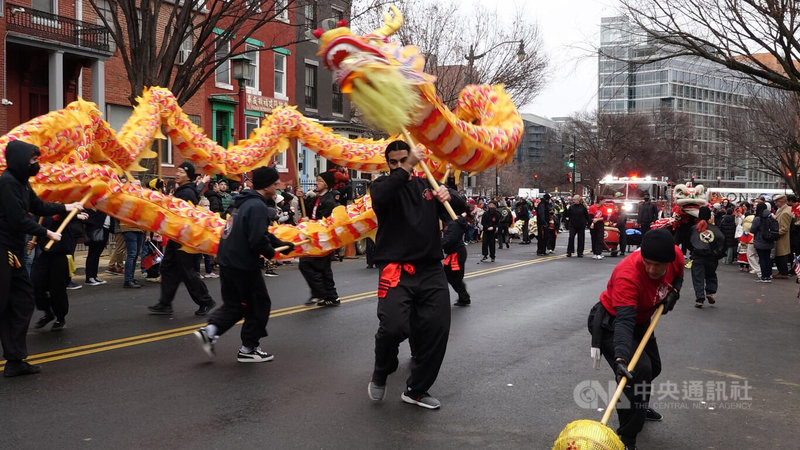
[599,16,778,189]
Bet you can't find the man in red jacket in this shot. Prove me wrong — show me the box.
[587,227,684,449]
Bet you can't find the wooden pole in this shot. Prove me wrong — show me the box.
[292,143,307,218]
[45,191,92,251]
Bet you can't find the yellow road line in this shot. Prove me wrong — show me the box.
[1,254,564,368]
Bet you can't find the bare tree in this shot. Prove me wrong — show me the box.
[564,111,692,189]
[649,108,697,182]
[352,0,548,107]
[91,0,389,106]
[617,0,800,93]
[726,91,800,192]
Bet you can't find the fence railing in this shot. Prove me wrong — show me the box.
[6,3,111,53]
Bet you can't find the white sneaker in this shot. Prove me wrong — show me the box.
[237,347,274,363]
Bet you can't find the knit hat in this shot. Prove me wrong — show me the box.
[640,228,676,263]
[698,206,711,221]
[318,171,336,189]
[177,161,196,180]
[252,166,279,190]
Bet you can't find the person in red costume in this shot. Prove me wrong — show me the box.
[587,227,684,449]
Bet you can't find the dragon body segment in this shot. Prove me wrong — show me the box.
[0,6,521,256]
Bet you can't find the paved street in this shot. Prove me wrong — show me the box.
[1,236,798,449]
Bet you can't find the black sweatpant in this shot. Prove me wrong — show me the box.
[591,223,605,255]
[567,226,585,256]
[497,225,509,247]
[444,247,469,303]
[600,323,662,446]
[691,257,718,303]
[482,229,496,259]
[209,267,271,349]
[85,239,107,281]
[32,252,70,321]
[0,248,35,361]
[298,255,338,300]
[373,263,451,397]
[156,242,214,307]
[521,219,530,243]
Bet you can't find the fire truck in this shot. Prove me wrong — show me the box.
[596,175,671,254]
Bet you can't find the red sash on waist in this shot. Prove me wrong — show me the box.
[377,263,416,298]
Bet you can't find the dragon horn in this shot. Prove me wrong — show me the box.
[372,5,403,37]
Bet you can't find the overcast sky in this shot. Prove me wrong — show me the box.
[469,0,619,119]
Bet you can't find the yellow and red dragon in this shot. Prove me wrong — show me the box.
[0,6,523,257]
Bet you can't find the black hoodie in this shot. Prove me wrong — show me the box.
[0,140,66,257]
[371,168,466,264]
[217,189,288,271]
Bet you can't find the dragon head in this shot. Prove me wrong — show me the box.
[317,6,432,92]
[673,183,707,217]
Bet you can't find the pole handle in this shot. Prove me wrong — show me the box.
[273,238,310,255]
[400,129,457,221]
[45,191,92,251]
[600,303,665,425]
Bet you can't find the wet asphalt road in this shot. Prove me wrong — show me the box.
[1,235,798,449]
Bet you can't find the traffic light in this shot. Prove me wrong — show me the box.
[690,174,695,185]
[788,171,793,177]
[534,173,539,180]
[567,153,575,169]
[567,173,572,184]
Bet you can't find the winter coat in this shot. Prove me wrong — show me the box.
[566,203,590,230]
[750,209,775,251]
[718,214,737,248]
[775,204,793,256]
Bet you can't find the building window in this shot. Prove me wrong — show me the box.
[305,64,317,109]
[245,44,259,92]
[32,0,55,13]
[177,34,192,65]
[274,53,286,98]
[246,116,260,140]
[304,0,317,31]
[331,7,344,22]
[275,0,288,22]
[215,40,230,86]
[332,83,343,114]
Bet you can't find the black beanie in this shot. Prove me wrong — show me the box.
[318,171,335,189]
[252,166,279,190]
[178,161,196,180]
[640,228,676,263]
[698,206,711,221]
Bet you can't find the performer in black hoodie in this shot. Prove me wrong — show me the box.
[0,140,84,376]
[194,167,294,362]
[296,171,340,306]
[148,161,217,316]
[366,140,466,409]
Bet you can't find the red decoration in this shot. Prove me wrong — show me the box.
[313,28,324,38]
[337,19,348,28]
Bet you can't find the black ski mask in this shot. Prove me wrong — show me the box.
[29,162,40,176]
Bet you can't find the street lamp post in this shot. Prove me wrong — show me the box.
[572,136,577,194]
[464,39,525,198]
[230,53,253,142]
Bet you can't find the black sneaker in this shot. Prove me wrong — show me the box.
[3,360,41,377]
[264,270,279,277]
[305,297,323,305]
[124,280,142,289]
[491,257,495,262]
[194,327,216,358]
[66,281,82,290]
[480,256,488,262]
[645,407,663,421]
[454,300,471,307]
[51,320,66,331]
[148,303,173,315]
[320,297,341,306]
[33,314,55,329]
[706,294,716,305]
[237,347,274,363]
[194,301,216,316]
[695,301,704,308]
